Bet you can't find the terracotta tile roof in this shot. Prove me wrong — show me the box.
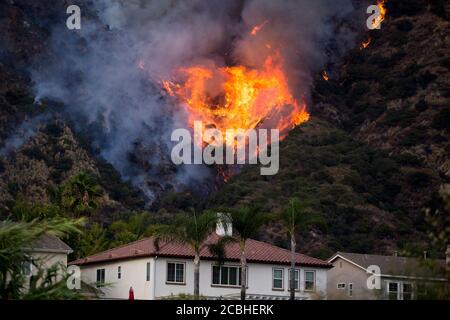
[70,233,331,268]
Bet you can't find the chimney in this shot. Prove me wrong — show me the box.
[446,245,450,272]
[216,212,232,237]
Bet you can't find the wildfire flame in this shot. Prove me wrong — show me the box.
[360,37,371,50]
[250,19,270,36]
[371,0,387,29]
[162,51,309,143]
[322,70,329,81]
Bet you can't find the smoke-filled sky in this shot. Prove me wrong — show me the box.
[31,0,361,203]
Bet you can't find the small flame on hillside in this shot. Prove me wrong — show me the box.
[322,70,329,81]
[360,37,372,50]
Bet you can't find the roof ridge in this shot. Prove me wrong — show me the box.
[246,238,323,262]
[80,236,152,260]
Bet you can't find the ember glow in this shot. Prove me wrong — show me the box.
[360,37,372,50]
[162,52,309,143]
[322,70,329,81]
[250,19,270,36]
[371,0,387,29]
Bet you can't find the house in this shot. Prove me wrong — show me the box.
[23,234,73,282]
[70,224,332,300]
[327,251,449,300]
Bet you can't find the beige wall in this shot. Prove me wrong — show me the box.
[327,257,378,300]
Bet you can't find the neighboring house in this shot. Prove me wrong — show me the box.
[70,225,332,300]
[23,234,73,283]
[327,251,449,300]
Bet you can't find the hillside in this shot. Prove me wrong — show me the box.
[207,2,450,258]
[0,0,448,259]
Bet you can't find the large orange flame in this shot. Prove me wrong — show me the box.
[162,52,309,141]
[371,0,387,29]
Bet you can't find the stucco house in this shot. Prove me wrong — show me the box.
[23,234,73,284]
[70,224,332,300]
[327,251,449,300]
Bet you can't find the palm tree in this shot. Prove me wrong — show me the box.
[280,198,309,300]
[228,206,272,301]
[149,210,218,300]
[60,172,102,217]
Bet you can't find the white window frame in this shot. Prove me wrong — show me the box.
[304,270,316,292]
[96,268,105,287]
[272,268,284,291]
[387,281,400,300]
[166,261,186,284]
[211,264,243,287]
[402,282,414,300]
[22,260,33,277]
[348,283,353,297]
[337,283,346,290]
[288,268,301,291]
[146,262,151,282]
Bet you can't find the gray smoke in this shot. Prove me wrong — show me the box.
[31,0,358,203]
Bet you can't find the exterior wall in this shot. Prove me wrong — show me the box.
[80,257,154,300]
[79,257,328,300]
[327,257,377,300]
[22,251,68,292]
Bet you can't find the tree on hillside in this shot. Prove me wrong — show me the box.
[60,172,102,217]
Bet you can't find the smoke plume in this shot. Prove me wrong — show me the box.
[31,0,359,203]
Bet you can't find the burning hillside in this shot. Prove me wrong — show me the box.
[162,52,309,140]
[27,0,359,202]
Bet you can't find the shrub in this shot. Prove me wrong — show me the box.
[418,71,437,89]
[407,171,431,188]
[431,109,450,133]
[395,19,414,32]
[22,147,47,162]
[415,99,427,112]
[383,108,417,127]
[396,153,422,166]
[401,130,428,147]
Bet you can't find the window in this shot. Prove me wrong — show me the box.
[337,283,346,289]
[212,265,241,286]
[117,266,121,279]
[304,271,315,291]
[96,268,105,287]
[22,260,32,277]
[402,283,413,300]
[146,262,151,282]
[348,283,353,297]
[388,282,399,300]
[272,268,284,290]
[167,262,185,284]
[288,269,300,290]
